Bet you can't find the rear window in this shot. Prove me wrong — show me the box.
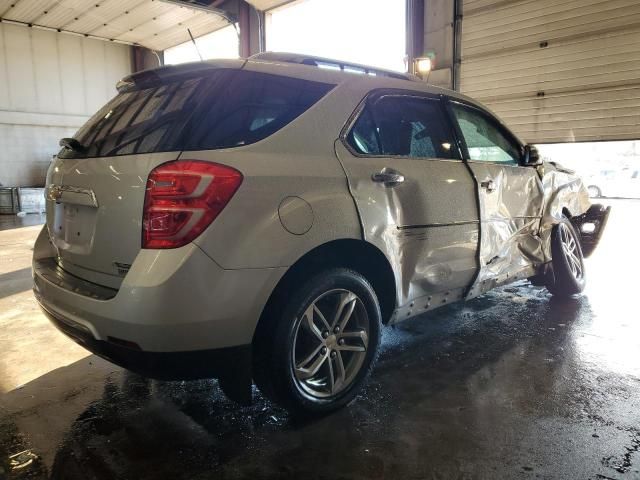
[59,70,334,159]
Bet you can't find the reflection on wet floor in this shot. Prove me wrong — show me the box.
[1,200,639,479]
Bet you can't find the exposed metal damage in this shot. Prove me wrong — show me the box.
[370,159,610,322]
[571,204,612,258]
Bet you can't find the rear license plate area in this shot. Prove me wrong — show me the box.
[51,202,97,252]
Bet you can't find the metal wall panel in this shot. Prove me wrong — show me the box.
[32,28,65,115]
[0,22,130,186]
[460,0,640,143]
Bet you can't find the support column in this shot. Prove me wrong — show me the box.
[406,0,425,72]
[422,0,456,89]
[238,0,251,57]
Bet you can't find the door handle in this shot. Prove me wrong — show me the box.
[480,179,496,193]
[371,168,405,187]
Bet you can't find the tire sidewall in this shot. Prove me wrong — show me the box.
[549,216,586,295]
[271,268,382,414]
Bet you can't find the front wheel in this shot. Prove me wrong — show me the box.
[253,268,382,415]
[546,216,586,297]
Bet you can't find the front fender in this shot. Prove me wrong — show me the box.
[538,162,592,261]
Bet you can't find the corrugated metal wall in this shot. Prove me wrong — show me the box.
[460,0,640,143]
[0,23,130,187]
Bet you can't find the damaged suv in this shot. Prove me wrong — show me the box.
[33,53,610,414]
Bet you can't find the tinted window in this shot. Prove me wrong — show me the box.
[348,95,455,159]
[60,70,334,159]
[185,72,332,150]
[66,75,217,159]
[451,103,521,164]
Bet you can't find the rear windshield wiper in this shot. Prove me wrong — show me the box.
[59,138,87,153]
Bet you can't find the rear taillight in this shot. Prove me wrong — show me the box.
[142,160,243,249]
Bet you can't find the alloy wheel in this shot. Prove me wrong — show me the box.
[559,223,583,280]
[292,289,370,399]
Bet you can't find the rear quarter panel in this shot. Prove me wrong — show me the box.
[187,80,365,269]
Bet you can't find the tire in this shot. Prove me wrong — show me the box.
[587,185,601,198]
[253,268,382,415]
[546,216,586,297]
[528,272,547,287]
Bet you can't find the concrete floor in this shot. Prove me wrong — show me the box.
[0,200,639,479]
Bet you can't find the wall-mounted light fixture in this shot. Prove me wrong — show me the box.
[415,57,432,74]
[412,51,436,81]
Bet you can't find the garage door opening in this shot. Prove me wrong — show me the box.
[266,0,406,72]
[164,24,239,65]
[537,140,640,200]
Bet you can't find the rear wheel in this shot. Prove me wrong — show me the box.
[546,216,586,297]
[253,268,382,414]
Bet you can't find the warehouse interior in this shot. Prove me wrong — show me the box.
[1,0,639,478]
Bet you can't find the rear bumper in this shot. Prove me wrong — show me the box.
[40,301,251,380]
[572,203,611,258]
[32,226,286,378]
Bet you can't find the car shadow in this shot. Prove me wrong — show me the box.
[0,267,33,300]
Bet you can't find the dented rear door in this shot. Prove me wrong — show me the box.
[335,92,479,311]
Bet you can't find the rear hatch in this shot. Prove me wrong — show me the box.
[46,60,335,288]
[47,64,234,288]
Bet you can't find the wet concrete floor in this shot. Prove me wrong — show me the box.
[1,200,639,479]
[0,213,46,232]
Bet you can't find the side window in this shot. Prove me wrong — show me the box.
[451,103,522,164]
[187,71,333,150]
[346,95,456,159]
[371,96,455,159]
[347,106,381,155]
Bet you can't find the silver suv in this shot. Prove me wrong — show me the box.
[33,53,610,414]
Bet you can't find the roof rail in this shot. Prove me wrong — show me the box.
[249,52,417,82]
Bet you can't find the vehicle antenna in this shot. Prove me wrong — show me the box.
[187,28,203,61]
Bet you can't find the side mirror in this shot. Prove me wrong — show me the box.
[523,144,542,166]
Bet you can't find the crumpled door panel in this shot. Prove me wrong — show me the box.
[466,163,545,298]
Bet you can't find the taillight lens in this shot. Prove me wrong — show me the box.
[142,160,243,249]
